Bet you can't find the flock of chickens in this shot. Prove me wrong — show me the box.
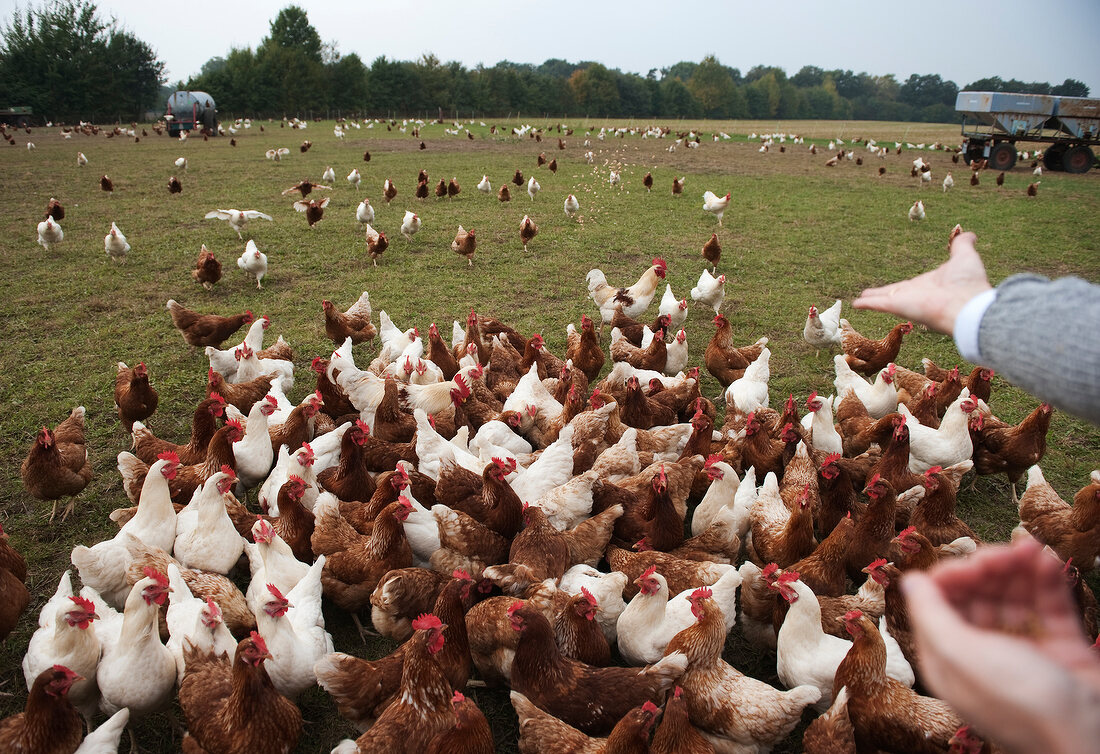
[6,117,1099,754]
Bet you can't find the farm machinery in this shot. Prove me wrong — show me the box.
[956,91,1099,173]
[165,91,218,136]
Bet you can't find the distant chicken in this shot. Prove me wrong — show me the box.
[322,166,336,183]
[77,152,87,166]
[702,190,730,225]
[519,215,538,251]
[564,193,579,219]
[384,178,397,202]
[168,175,182,194]
[20,406,92,522]
[167,300,252,347]
[701,233,721,271]
[36,217,63,250]
[237,239,268,288]
[1027,181,1040,197]
[513,169,525,186]
[204,209,273,240]
[192,244,222,290]
[300,140,312,152]
[364,224,388,266]
[996,171,1005,187]
[401,210,422,241]
[435,179,447,198]
[356,198,375,225]
[45,197,64,221]
[942,172,954,192]
[672,176,684,195]
[281,179,330,198]
[908,200,925,221]
[643,172,653,192]
[498,185,511,202]
[452,226,477,266]
[294,197,330,227]
[100,174,114,194]
[347,168,361,191]
[528,176,540,200]
[323,291,376,345]
[104,222,130,262]
[115,361,159,432]
[548,158,557,173]
[477,175,491,192]
[448,177,461,197]
[690,270,726,314]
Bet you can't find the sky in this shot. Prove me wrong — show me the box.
[4,0,1099,95]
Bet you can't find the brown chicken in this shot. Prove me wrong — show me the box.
[498,184,511,202]
[323,293,376,345]
[520,215,538,251]
[553,588,611,667]
[167,300,252,348]
[312,357,356,421]
[835,393,898,457]
[802,687,857,754]
[547,158,558,173]
[0,665,83,754]
[923,361,994,403]
[844,475,899,580]
[191,244,222,290]
[168,175,182,194]
[369,567,453,641]
[115,361,159,432]
[364,225,389,266]
[317,573,472,730]
[206,369,274,415]
[1017,467,1100,572]
[452,226,477,266]
[118,420,241,504]
[512,691,660,754]
[611,328,668,374]
[834,610,963,753]
[608,546,732,600]
[45,197,64,221]
[21,406,92,522]
[565,314,606,383]
[426,691,494,754]
[971,402,1053,497]
[434,178,447,198]
[787,513,856,597]
[316,421,377,503]
[909,466,978,546]
[180,632,302,754]
[817,454,866,536]
[508,601,685,736]
[839,319,913,376]
[616,466,684,552]
[618,375,677,430]
[281,179,330,198]
[293,197,330,227]
[269,476,315,562]
[447,177,461,197]
[415,179,430,200]
[100,174,113,193]
[132,394,226,465]
[513,169,525,186]
[701,233,721,271]
[0,523,29,641]
[704,315,768,387]
[672,176,684,194]
[336,614,457,751]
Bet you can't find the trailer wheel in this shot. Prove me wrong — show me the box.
[1062,145,1095,174]
[1043,144,1067,171]
[988,142,1017,171]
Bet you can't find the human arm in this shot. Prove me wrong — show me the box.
[902,539,1100,754]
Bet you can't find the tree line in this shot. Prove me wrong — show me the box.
[0,2,1090,124]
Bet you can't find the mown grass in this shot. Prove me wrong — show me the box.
[0,116,1097,752]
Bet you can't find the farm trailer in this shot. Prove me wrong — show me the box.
[0,106,34,128]
[165,91,218,136]
[956,91,1099,173]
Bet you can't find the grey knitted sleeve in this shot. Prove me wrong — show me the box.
[977,273,1100,425]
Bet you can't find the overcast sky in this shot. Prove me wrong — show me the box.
[4,0,1099,95]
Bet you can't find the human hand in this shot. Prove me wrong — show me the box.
[852,230,993,335]
[902,539,1100,754]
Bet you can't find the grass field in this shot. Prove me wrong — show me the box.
[0,115,1098,752]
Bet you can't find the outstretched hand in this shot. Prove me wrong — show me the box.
[903,539,1100,754]
[852,230,993,335]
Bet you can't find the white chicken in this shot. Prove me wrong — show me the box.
[563,193,579,219]
[616,566,741,665]
[75,708,130,754]
[691,458,742,537]
[72,455,180,608]
[664,329,689,375]
[527,176,540,200]
[259,443,317,516]
[942,172,954,192]
[908,199,925,221]
[477,175,491,192]
[172,470,244,574]
[347,168,361,191]
[355,198,375,225]
[587,259,669,325]
[658,284,689,331]
[702,190,731,225]
[802,299,843,354]
[558,565,629,644]
[774,577,913,712]
[90,570,176,722]
[609,170,621,187]
[400,210,421,241]
[22,571,101,722]
[832,358,898,419]
[36,217,64,250]
[77,151,88,166]
[232,396,277,488]
[164,564,235,683]
[254,558,333,699]
[237,239,268,289]
[725,347,771,416]
[900,389,978,472]
[205,208,273,240]
[174,157,187,171]
[801,392,843,456]
[322,166,336,183]
[104,222,130,262]
[690,269,726,314]
[244,518,311,614]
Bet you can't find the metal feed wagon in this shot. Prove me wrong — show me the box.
[956,91,1099,173]
[165,91,218,136]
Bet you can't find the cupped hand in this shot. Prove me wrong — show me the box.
[852,231,992,335]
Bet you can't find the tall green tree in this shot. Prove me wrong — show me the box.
[688,55,735,117]
[0,0,165,120]
[262,5,321,62]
